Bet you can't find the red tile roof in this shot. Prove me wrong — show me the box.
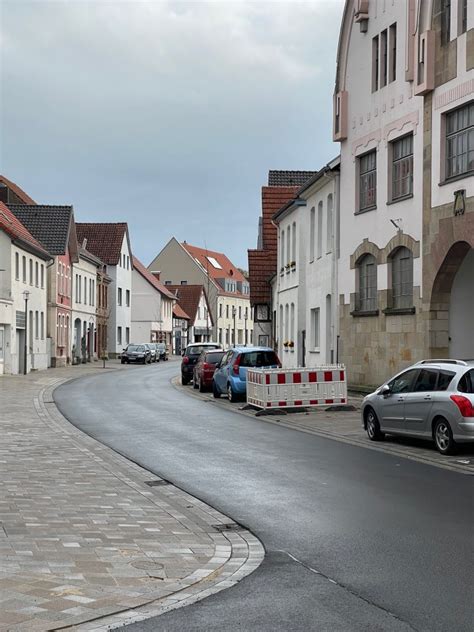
[173,303,190,320]
[0,201,51,259]
[0,175,36,204]
[166,284,212,325]
[75,223,130,266]
[133,256,176,299]
[180,243,246,283]
[248,186,299,305]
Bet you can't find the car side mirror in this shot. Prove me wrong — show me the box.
[380,384,391,397]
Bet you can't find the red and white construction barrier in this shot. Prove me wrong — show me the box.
[246,365,347,410]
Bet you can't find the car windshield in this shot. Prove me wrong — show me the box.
[239,351,280,367]
[127,345,143,352]
[186,345,219,356]
[206,351,225,364]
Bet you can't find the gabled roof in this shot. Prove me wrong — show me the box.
[268,171,317,187]
[8,204,77,258]
[173,303,190,320]
[0,175,36,204]
[0,202,51,260]
[165,284,213,325]
[132,256,176,299]
[180,242,247,283]
[75,223,131,266]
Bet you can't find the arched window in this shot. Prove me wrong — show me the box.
[285,304,289,341]
[286,229,291,267]
[317,202,323,258]
[390,247,413,309]
[357,254,377,311]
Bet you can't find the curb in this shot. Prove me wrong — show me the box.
[31,371,264,631]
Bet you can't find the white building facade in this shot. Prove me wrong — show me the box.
[273,162,340,368]
[0,205,50,375]
[71,248,99,363]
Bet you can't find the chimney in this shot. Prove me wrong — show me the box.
[150,270,161,281]
[82,237,88,249]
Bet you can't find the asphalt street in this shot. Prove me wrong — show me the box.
[55,362,474,632]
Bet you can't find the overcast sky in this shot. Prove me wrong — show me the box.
[1,0,344,269]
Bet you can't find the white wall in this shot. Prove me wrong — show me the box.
[72,254,97,359]
[108,235,132,354]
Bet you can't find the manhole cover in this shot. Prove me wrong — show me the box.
[145,480,170,487]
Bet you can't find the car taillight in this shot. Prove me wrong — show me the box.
[450,395,474,417]
[203,362,210,370]
[182,356,189,365]
[233,354,242,376]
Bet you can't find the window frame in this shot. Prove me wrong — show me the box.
[443,101,473,182]
[389,247,414,310]
[390,134,414,202]
[356,254,378,312]
[358,150,377,213]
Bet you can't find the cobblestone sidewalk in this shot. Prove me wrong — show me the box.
[0,367,263,631]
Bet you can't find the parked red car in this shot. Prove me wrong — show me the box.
[193,349,225,392]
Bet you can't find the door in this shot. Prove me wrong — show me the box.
[380,369,419,432]
[403,369,438,434]
[215,351,232,391]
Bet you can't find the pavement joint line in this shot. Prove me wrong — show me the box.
[171,376,473,476]
[0,365,264,631]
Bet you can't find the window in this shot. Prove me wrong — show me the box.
[436,371,455,391]
[226,305,229,319]
[279,304,283,344]
[15,252,19,280]
[285,304,289,342]
[380,29,388,87]
[125,289,130,307]
[238,306,242,319]
[29,259,33,285]
[357,254,377,311]
[326,195,333,254]
[359,150,377,211]
[219,303,223,318]
[445,102,473,180]
[127,255,130,270]
[309,207,315,262]
[66,266,70,296]
[41,265,44,289]
[458,369,474,394]
[458,0,467,34]
[392,134,413,200]
[290,303,295,343]
[413,369,438,392]
[311,308,320,350]
[40,312,44,340]
[291,222,296,263]
[78,275,82,303]
[389,23,397,82]
[390,247,413,309]
[22,256,26,283]
[388,369,418,394]
[317,202,323,258]
[125,327,130,345]
[35,311,39,339]
[286,229,291,266]
[206,256,222,269]
[372,35,379,92]
[164,280,172,285]
[118,287,122,306]
[439,0,451,45]
[281,228,286,269]
[180,281,187,286]
[117,326,122,345]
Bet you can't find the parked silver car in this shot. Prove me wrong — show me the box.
[362,359,474,455]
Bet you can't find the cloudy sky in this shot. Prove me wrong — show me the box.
[1,0,344,268]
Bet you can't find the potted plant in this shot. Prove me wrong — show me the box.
[290,261,296,268]
[288,341,295,348]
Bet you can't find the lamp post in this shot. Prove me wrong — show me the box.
[23,290,30,375]
[232,306,236,346]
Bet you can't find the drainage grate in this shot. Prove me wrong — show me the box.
[145,480,170,487]
[211,522,241,533]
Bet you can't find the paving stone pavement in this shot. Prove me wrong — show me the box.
[0,365,264,631]
[175,378,474,475]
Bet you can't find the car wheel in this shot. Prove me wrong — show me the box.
[434,418,456,455]
[365,408,384,441]
[212,381,220,398]
[227,383,238,403]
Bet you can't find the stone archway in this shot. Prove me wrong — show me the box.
[429,241,474,358]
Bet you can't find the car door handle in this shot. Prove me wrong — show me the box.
[397,397,405,402]
[424,395,432,401]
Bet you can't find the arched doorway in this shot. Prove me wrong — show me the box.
[429,242,474,359]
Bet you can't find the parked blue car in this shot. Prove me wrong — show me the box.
[212,346,281,402]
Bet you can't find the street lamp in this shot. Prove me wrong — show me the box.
[22,290,30,375]
[232,306,236,346]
